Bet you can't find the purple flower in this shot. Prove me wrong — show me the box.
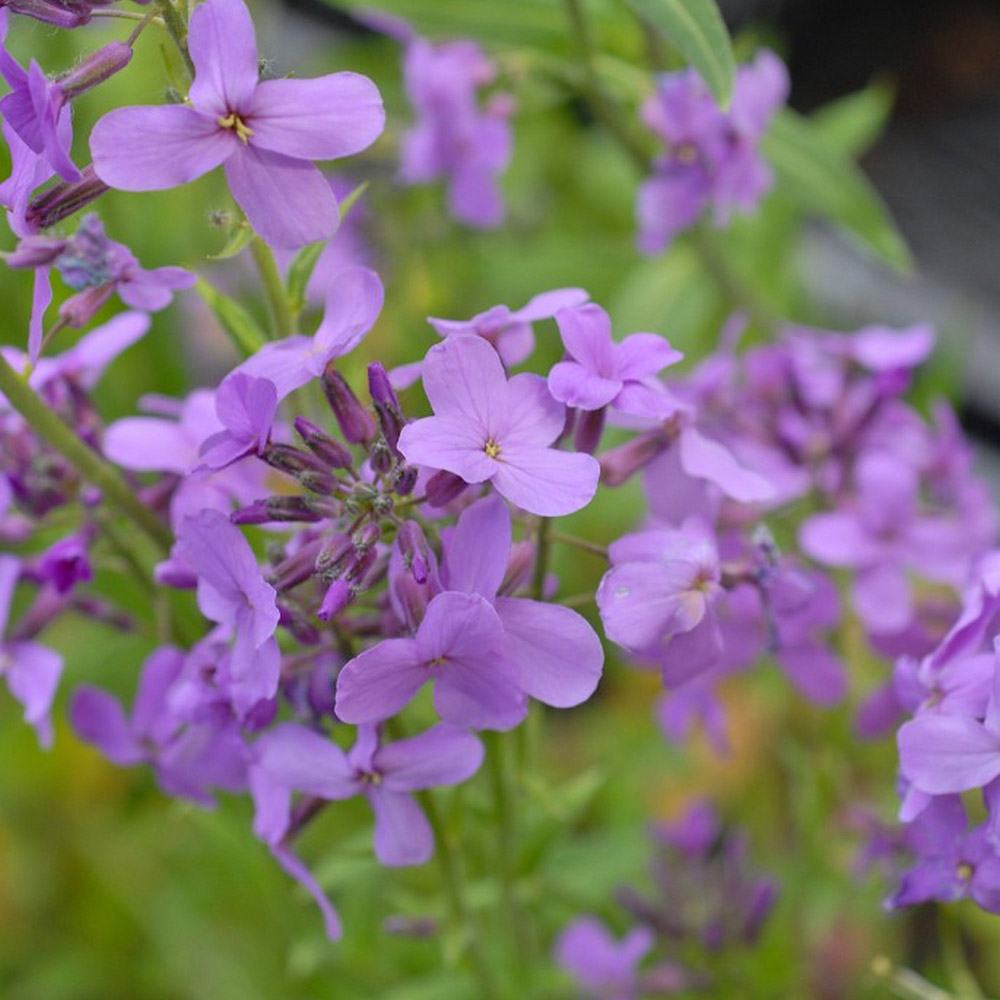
[397,336,599,517]
[0,554,62,746]
[440,495,604,707]
[399,36,512,227]
[335,590,526,730]
[250,722,483,865]
[37,532,91,593]
[0,20,78,182]
[548,303,682,418]
[198,373,277,470]
[597,519,721,655]
[90,0,384,248]
[637,50,788,252]
[174,509,280,714]
[555,917,654,1000]
[889,795,1000,912]
[233,266,382,399]
[71,646,248,805]
[391,286,589,389]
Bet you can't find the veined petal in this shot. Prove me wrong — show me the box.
[249,73,384,160]
[377,724,484,791]
[225,145,339,249]
[443,495,510,599]
[502,372,566,446]
[368,789,433,866]
[548,360,621,411]
[420,335,507,427]
[188,0,259,116]
[615,332,683,379]
[104,418,198,473]
[397,415,497,483]
[678,426,774,503]
[312,266,384,362]
[899,714,1000,793]
[496,597,603,707]
[91,105,234,190]
[555,304,617,375]
[491,445,599,517]
[253,722,356,799]
[334,638,425,723]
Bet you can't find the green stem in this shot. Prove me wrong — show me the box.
[871,956,955,1000]
[550,530,607,558]
[250,237,296,340]
[939,911,984,999]
[419,790,498,1000]
[532,516,552,601]
[154,0,196,77]
[0,353,172,552]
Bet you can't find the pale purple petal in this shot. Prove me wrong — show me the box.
[91,106,234,190]
[6,640,62,745]
[419,335,506,426]
[555,304,616,375]
[132,646,185,744]
[853,565,912,635]
[231,338,315,400]
[224,145,339,249]
[377,724,484,791]
[70,687,143,764]
[334,638,425,723]
[248,73,384,160]
[187,0,259,116]
[368,788,434,866]
[899,715,1000,793]
[28,268,52,364]
[502,372,566,446]
[272,846,342,941]
[491,445,599,517]
[311,266,384,362]
[432,662,526,731]
[104,418,197,474]
[548,360,621,411]
[778,644,847,705]
[615,332,683,379]
[678,427,774,502]
[512,287,589,323]
[253,722,356,798]
[443,494,510,599]
[397,415,497,482]
[799,512,876,568]
[495,597,603,707]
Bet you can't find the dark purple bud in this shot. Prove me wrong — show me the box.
[370,436,394,475]
[5,234,68,269]
[262,442,329,478]
[58,42,133,100]
[345,546,377,584]
[269,540,323,591]
[599,429,673,486]
[321,364,376,444]
[425,470,467,507]
[742,879,778,944]
[352,522,380,552]
[26,165,109,230]
[5,0,95,28]
[396,521,431,584]
[242,697,279,732]
[38,534,91,594]
[316,534,353,576]
[393,465,419,497]
[368,362,404,452]
[299,471,343,496]
[574,406,606,454]
[278,604,322,645]
[318,579,351,621]
[231,496,325,524]
[293,416,353,469]
[59,284,114,327]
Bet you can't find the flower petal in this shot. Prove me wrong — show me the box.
[368,788,433,866]
[249,73,384,160]
[491,445,598,517]
[91,105,234,190]
[334,638,425,723]
[899,714,1000,794]
[377,724,484,791]
[188,0,259,116]
[443,495,510,599]
[70,687,143,764]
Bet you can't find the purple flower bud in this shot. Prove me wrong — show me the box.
[321,365,376,444]
[4,0,96,28]
[293,417,354,469]
[270,542,324,591]
[26,165,109,230]
[368,361,405,452]
[345,545,377,584]
[599,428,673,486]
[393,465,419,496]
[59,284,115,327]
[153,557,198,589]
[262,443,329,478]
[231,496,326,524]
[425,469,467,507]
[396,521,430,583]
[278,604,322,645]
[6,234,68,269]
[38,534,91,594]
[574,406,606,454]
[316,534,353,576]
[352,522,380,552]
[318,579,351,621]
[370,436,394,475]
[299,471,343,496]
[57,42,132,101]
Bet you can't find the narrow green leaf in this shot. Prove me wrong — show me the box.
[762,108,912,272]
[624,0,735,105]
[195,278,268,358]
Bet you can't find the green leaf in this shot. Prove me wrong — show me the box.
[195,278,268,358]
[811,81,894,157]
[623,0,735,105]
[762,108,912,272]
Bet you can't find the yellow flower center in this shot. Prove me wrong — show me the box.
[218,112,254,144]
[484,439,501,459]
[957,862,974,882]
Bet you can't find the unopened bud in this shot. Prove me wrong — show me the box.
[262,442,329,478]
[26,165,109,230]
[318,579,351,621]
[368,361,404,452]
[322,364,375,444]
[5,234,68,269]
[58,42,133,101]
[6,0,94,28]
[370,435,394,475]
[231,496,325,524]
[293,416,353,469]
[425,470,467,507]
[599,430,672,487]
[393,465,419,497]
[574,407,606,455]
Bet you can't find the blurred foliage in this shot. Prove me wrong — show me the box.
[0,0,991,997]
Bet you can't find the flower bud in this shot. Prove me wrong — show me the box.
[26,165,109,231]
[262,442,329,478]
[318,579,351,621]
[38,534,91,594]
[59,284,114,327]
[425,470,467,507]
[393,465,419,497]
[599,430,672,486]
[6,0,95,28]
[293,417,353,469]
[574,406,606,455]
[5,234,68,269]
[321,364,375,444]
[369,435,394,475]
[58,42,133,101]
[231,496,325,524]
[368,361,404,452]
[315,534,353,576]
